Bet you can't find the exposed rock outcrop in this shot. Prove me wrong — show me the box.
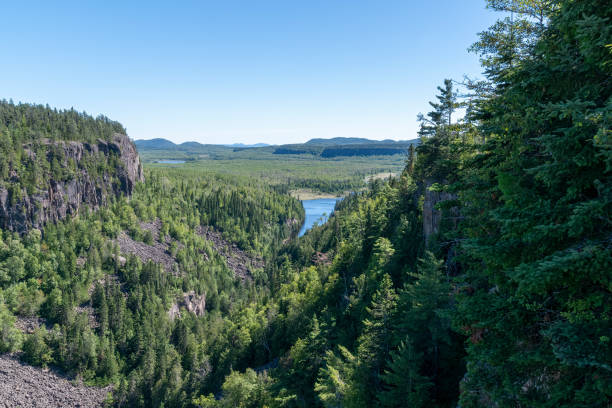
[422,180,457,246]
[115,230,180,274]
[168,291,207,320]
[0,133,144,233]
[182,291,207,316]
[312,251,331,266]
[0,354,111,407]
[14,317,48,334]
[114,219,183,274]
[196,225,264,281]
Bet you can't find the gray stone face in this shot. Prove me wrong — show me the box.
[422,179,457,246]
[168,291,207,320]
[0,133,144,233]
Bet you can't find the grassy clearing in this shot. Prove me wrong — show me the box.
[364,172,397,183]
[289,189,346,200]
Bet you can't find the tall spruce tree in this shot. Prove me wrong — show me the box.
[456,0,612,406]
[355,274,397,398]
[378,337,431,408]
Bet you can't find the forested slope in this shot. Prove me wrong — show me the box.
[198,1,611,407]
[0,101,144,233]
[0,167,304,406]
[0,102,304,406]
[0,0,610,407]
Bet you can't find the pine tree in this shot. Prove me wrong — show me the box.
[456,1,612,406]
[379,337,431,408]
[417,79,458,138]
[415,79,464,184]
[355,274,397,403]
[393,252,462,406]
[0,302,22,352]
[315,346,359,408]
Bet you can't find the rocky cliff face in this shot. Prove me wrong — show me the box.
[422,179,457,246]
[0,133,143,233]
[168,291,207,320]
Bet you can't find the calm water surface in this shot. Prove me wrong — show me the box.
[299,198,342,237]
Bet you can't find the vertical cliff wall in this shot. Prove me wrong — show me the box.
[422,180,457,246]
[0,133,144,233]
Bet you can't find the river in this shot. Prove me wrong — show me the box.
[298,198,342,237]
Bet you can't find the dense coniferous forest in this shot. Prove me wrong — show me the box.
[136,141,408,196]
[0,101,125,179]
[0,0,610,407]
[0,101,130,198]
[0,165,304,406]
[0,101,125,144]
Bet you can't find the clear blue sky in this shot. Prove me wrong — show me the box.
[1,1,499,145]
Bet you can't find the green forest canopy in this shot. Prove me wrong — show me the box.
[0,1,610,407]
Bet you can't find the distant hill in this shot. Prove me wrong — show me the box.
[225,143,270,148]
[135,136,414,150]
[179,141,205,148]
[135,139,270,150]
[273,138,418,158]
[305,137,408,145]
[134,138,176,149]
[134,136,418,161]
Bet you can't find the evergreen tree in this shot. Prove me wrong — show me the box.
[456,1,612,406]
[315,346,359,408]
[415,79,464,184]
[394,252,462,406]
[418,79,459,137]
[355,274,397,403]
[379,337,431,408]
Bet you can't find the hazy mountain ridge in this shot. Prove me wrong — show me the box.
[304,137,406,145]
[134,139,270,150]
[134,137,414,150]
[135,137,418,159]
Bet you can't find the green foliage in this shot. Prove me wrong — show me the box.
[379,337,431,408]
[0,100,124,145]
[0,301,22,352]
[221,369,269,408]
[0,159,303,406]
[255,178,460,407]
[355,274,397,400]
[0,100,134,227]
[315,346,359,408]
[139,144,407,196]
[22,328,53,368]
[1,2,609,408]
[454,0,612,406]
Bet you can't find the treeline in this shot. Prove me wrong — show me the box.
[272,144,412,158]
[320,145,407,158]
[273,148,311,155]
[0,100,128,193]
[199,1,611,407]
[0,100,124,144]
